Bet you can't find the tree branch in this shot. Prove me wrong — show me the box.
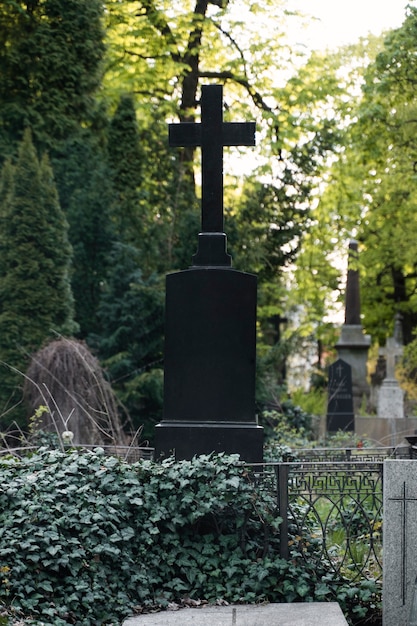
[139,0,182,65]
[198,70,275,114]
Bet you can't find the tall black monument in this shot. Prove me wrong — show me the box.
[335,240,370,414]
[154,85,263,462]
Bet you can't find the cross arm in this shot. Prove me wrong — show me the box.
[169,124,201,147]
[224,122,256,146]
[169,122,256,147]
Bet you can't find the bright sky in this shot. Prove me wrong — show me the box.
[290,0,416,50]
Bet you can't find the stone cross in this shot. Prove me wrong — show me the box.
[380,336,403,380]
[169,84,255,234]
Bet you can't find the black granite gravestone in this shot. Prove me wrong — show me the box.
[326,358,354,432]
[154,85,263,462]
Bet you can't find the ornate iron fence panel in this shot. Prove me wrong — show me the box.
[256,461,384,583]
[290,445,410,462]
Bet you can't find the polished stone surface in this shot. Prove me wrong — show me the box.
[383,460,417,625]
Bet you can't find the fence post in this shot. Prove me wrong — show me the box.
[276,464,289,560]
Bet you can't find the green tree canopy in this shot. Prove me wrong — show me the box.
[0,0,105,158]
[310,8,417,346]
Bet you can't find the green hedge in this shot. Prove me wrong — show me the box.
[0,449,379,625]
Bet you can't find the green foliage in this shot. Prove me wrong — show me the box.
[0,130,77,425]
[119,368,164,442]
[0,449,279,623]
[108,106,200,276]
[260,404,316,461]
[55,132,116,338]
[0,0,106,158]
[321,430,372,449]
[311,9,417,345]
[107,94,145,244]
[396,337,417,404]
[0,0,109,341]
[290,387,327,417]
[228,180,308,283]
[91,243,165,436]
[0,448,379,625]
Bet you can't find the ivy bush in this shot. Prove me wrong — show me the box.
[0,449,379,625]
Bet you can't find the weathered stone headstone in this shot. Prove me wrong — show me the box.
[155,85,263,462]
[377,313,404,419]
[383,460,417,625]
[335,240,370,414]
[326,358,354,432]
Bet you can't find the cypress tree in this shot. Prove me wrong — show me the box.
[107,94,145,245]
[0,0,112,340]
[58,133,115,338]
[0,130,77,426]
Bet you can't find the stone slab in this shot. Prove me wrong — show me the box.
[383,460,417,625]
[318,414,417,447]
[377,379,405,419]
[123,602,348,625]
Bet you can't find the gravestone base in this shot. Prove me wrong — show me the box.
[326,413,354,432]
[378,379,404,419]
[154,421,263,462]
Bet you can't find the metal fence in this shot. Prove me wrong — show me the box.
[276,461,383,581]
[252,448,413,583]
[0,444,155,462]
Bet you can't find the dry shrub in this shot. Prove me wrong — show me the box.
[23,337,128,445]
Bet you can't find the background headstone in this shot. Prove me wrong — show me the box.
[335,240,371,414]
[377,313,404,419]
[326,358,354,432]
[383,460,417,625]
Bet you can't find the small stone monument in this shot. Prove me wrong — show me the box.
[326,358,354,431]
[335,240,371,414]
[383,460,417,625]
[155,85,263,462]
[377,313,404,419]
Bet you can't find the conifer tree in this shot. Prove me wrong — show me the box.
[58,132,115,338]
[0,0,105,158]
[0,130,77,426]
[0,0,109,339]
[92,243,165,438]
[107,94,144,244]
